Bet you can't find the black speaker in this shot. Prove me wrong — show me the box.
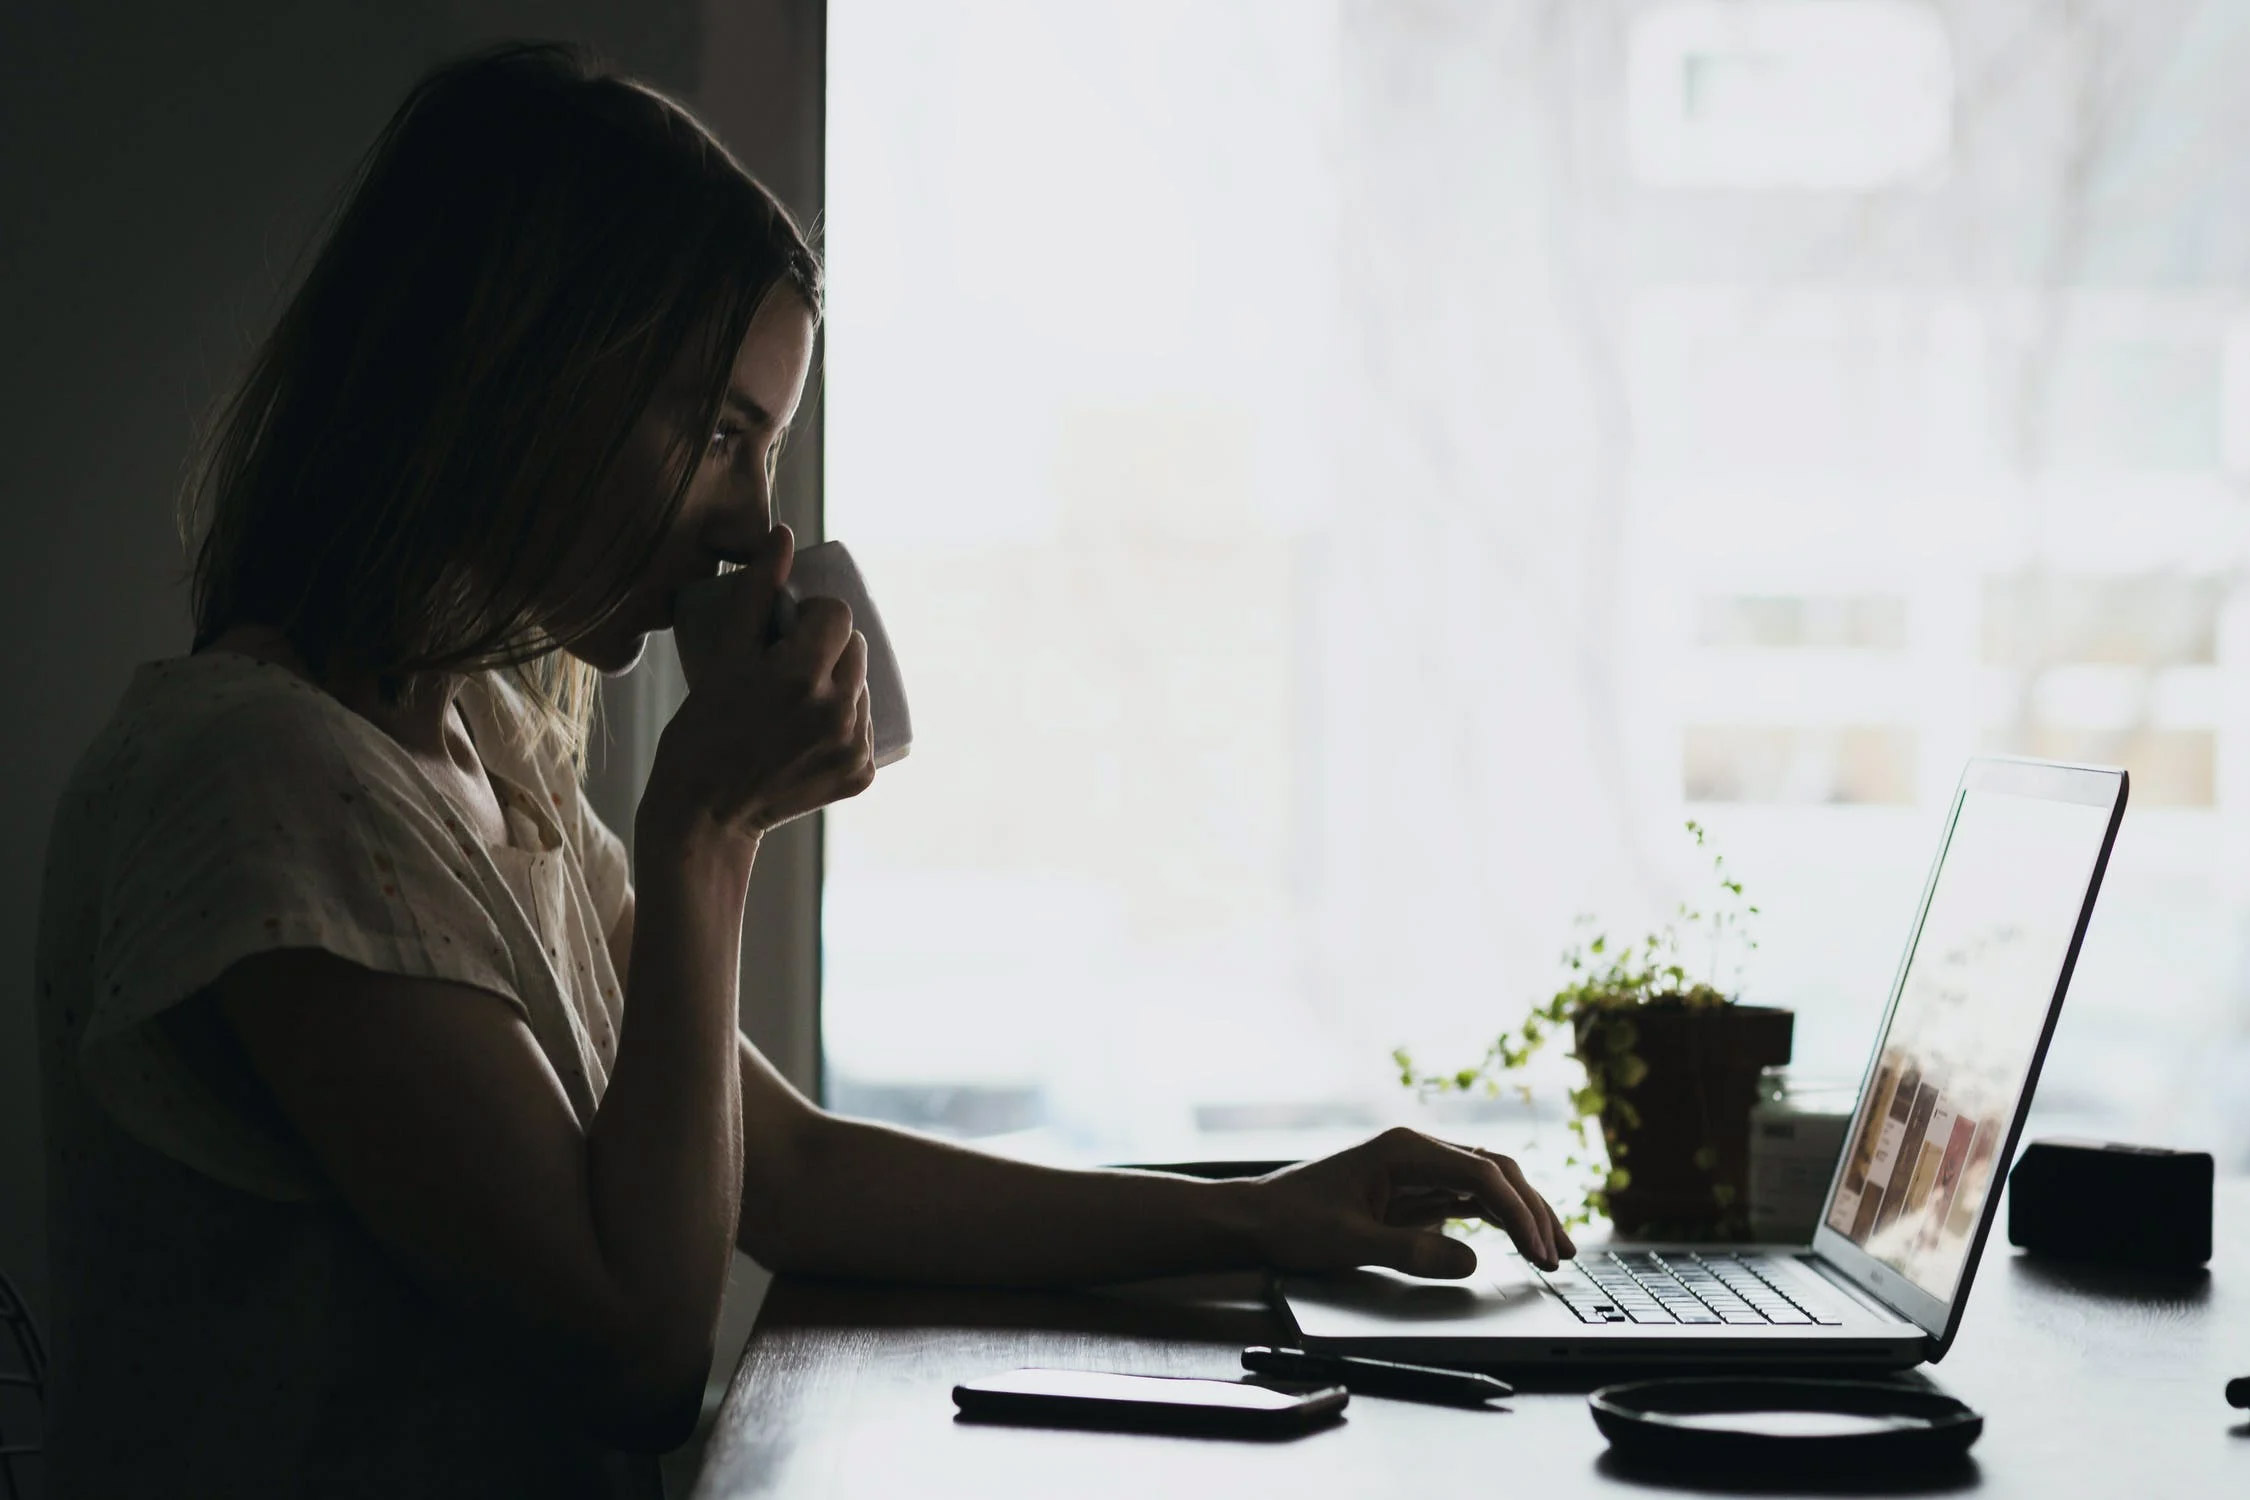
[2007,1139,2213,1270]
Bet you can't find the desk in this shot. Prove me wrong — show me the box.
[693,1181,2250,1498]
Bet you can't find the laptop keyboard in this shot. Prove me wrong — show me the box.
[1538,1251,1846,1327]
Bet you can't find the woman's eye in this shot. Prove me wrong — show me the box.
[709,425,744,456]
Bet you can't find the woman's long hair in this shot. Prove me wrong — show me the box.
[183,42,821,763]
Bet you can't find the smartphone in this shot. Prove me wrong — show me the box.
[952,1368,1347,1436]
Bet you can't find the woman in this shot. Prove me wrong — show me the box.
[34,43,1570,1498]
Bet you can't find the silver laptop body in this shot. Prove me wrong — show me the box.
[1279,757,2128,1370]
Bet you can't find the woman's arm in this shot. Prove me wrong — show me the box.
[729,1035,1568,1286]
[216,816,754,1451]
[604,897,1570,1290]
[728,1033,1261,1284]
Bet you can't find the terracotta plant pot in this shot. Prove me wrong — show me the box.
[1575,1002,1794,1239]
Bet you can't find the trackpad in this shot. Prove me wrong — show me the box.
[1281,1259,1569,1341]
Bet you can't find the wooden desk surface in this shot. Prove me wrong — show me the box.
[693,1182,2250,1498]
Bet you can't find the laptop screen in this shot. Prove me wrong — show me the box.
[1820,779,2116,1303]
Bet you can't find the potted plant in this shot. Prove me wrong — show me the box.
[1394,822,1790,1239]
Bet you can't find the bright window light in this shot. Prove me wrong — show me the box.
[822,0,2250,1175]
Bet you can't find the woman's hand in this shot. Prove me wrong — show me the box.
[1244,1127,1575,1279]
[644,525,876,841]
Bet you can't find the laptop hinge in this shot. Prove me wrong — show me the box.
[1799,1253,1920,1328]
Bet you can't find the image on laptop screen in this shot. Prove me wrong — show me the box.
[1822,783,2114,1302]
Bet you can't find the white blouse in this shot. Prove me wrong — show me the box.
[35,651,656,1498]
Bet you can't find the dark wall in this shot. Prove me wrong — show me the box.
[0,0,703,1328]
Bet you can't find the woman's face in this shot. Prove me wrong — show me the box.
[566,289,817,674]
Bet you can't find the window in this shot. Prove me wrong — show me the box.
[1698,595,1909,651]
[823,0,2250,1175]
[1982,575,2223,668]
[1683,726,1918,805]
[1627,0,1952,189]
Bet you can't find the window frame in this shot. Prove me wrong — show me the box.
[583,0,828,1102]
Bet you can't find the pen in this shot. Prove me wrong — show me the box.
[1242,1346,1513,1405]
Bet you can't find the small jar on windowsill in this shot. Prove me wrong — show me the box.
[1746,1069,1856,1244]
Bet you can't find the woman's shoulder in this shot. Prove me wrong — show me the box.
[106,650,386,765]
[58,654,422,846]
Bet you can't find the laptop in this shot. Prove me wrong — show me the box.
[1278,756,2128,1370]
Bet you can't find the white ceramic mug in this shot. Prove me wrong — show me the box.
[672,539,913,769]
